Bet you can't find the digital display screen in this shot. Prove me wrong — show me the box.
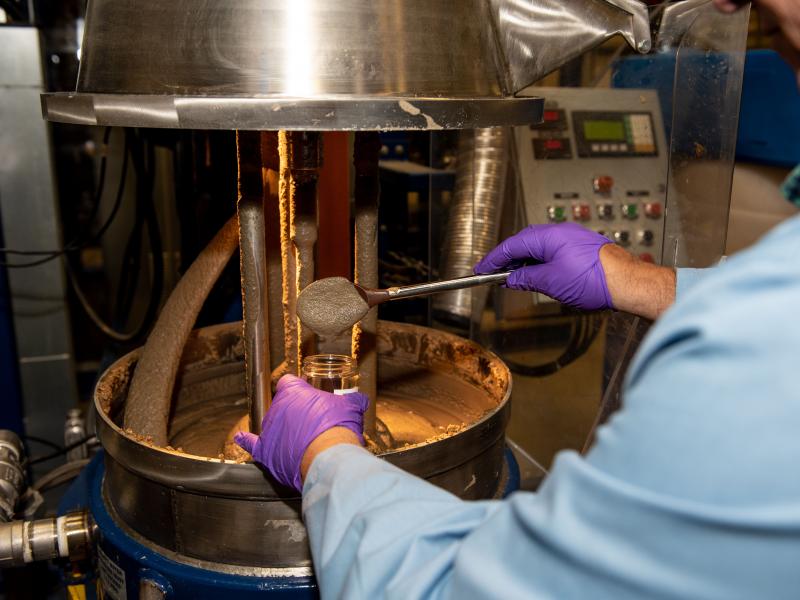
[583,120,626,141]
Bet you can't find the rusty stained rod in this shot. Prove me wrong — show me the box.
[277,131,299,376]
[278,131,322,375]
[352,132,381,441]
[260,132,286,373]
[236,131,272,434]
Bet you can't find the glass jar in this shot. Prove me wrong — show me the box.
[302,354,360,394]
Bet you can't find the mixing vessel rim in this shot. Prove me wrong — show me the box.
[94,321,512,497]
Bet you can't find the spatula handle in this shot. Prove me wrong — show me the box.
[385,271,512,301]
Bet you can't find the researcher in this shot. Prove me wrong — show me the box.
[236,1,800,597]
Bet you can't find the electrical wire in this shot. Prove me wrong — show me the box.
[22,435,64,453]
[63,130,144,341]
[498,311,604,378]
[65,259,140,342]
[31,459,92,493]
[0,127,120,268]
[66,129,164,342]
[25,434,97,466]
[2,128,112,258]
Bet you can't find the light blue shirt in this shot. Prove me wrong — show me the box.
[302,213,800,600]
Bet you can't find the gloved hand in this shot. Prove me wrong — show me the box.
[234,375,369,493]
[474,223,614,311]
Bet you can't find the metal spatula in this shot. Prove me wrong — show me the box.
[355,271,512,307]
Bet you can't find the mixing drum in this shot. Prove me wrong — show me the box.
[91,320,512,594]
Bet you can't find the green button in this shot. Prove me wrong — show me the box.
[553,206,566,222]
[623,203,638,219]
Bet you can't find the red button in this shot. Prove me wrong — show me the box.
[545,139,563,150]
[544,110,560,122]
[639,253,654,263]
[572,204,591,221]
[644,202,663,218]
[593,176,614,194]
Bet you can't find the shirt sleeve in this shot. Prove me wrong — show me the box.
[676,267,709,297]
[303,215,800,600]
[303,444,500,599]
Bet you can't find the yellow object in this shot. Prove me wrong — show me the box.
[67,584,87,600]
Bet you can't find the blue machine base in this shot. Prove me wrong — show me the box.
[60,447,520,599]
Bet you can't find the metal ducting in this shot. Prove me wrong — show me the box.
[434,128,510,324]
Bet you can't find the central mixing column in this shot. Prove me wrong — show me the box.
[278,132,322,376]
[236,131,272,434]
[352,132,381,442]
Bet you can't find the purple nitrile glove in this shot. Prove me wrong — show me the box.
[234,374,369,493]
[474,223,614,311]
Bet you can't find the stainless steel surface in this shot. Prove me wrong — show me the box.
[42,94,546,131]
[0,520,25,566]
[0,431,25,522]
[386,272,511,301]
[64,409,89,462]
[0,510,93,567]
[489,0,651,93]
[237,131,272,434]
[0,26,79,445]
[42,0,650,129]
[657,0,716,48]
[434,128,510,323]
[94,321,511,569]
[511,87,668,274]
[61,511,94,562]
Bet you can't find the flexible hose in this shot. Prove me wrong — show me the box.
[124,215,239,445]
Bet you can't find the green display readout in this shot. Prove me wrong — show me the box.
[583,120,626,141]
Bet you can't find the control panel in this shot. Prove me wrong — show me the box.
[514,87,668,267]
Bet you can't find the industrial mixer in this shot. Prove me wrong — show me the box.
[0,0,751,598]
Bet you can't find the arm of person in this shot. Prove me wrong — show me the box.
[474,222,714,321]
[300,427,360,480]
[301,215,800,600]
[599,244,675,319]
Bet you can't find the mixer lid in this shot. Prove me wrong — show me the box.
[41,0,651,130]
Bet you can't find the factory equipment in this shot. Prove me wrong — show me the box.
[0,430,94,571]
[487,87,669,320]
[516,87,668,263]
[0,26,79,443]
[0,0,752,598]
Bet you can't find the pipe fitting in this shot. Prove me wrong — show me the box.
[0,430,26,523]
[0,510,95,568]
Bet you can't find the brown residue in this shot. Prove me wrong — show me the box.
[352,132,382,441]
[123,215,240,446]
[99,321,509,466]
[165,355,497,460]
[279,132,323,375]
[278,131,299,375]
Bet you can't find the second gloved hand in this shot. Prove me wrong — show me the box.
[474,223,613,311]
[235,375,369,493]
